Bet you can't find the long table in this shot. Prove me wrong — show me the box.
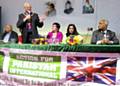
[0,44,120,86]
[0,44,120,52]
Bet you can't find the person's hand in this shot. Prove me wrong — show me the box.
[101,39,110,44]
[23,15,31,21]
[39,15,46,22]
[18,42,22,45]
[103,39,110,43]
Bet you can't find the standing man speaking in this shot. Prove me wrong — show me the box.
[17,2,44,43]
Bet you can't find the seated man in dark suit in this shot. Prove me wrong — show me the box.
[91,19,119,44]
[1,24,18,43]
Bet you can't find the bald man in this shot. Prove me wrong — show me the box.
[17,2,44,43]
[91,19,119,44]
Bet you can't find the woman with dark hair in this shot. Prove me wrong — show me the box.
[66,24,79,37]
[47,22,63,44]
[66,24,83,44]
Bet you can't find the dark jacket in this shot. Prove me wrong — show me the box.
[1,31,18,43]
[16,13,43,43]
[91,29,119,44]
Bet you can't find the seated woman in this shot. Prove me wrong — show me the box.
[1,24,18,43]
[66,24,83,44]
[66,24,79,37]
[47,22,63,44]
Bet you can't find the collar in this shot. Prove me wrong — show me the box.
[5,31,11,34]
[103,30,107,34]
[99,29,107,33]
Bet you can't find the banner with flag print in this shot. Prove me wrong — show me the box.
[67,56,118,85]
[0,47,120,86]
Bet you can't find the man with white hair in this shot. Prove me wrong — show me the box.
[1,24,18,43]
[91,19,119,44]
[17,2,44,43]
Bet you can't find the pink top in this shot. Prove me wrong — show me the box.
[47,31,63,44]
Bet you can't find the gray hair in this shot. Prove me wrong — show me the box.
[23,2,32,8]
[100,19,109,26]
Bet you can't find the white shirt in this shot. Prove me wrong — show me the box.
[96,30,113,44]
[3,32,11,43]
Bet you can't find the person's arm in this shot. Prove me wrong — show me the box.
[78,35,83,43]
[47,32,53,44]
[47,32,51,39]
[91,31,97,44]
[16,14,26,29]
[110,32,119,44]
[96,40,102,44]
[14,32,18,43]
[58,32,63,42]
[36,14,44,28]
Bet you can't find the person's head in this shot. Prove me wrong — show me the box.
[52,22,60,32]
[85,0,90,4]
[65,0,72,9]
[47,3,55,11]
[24,2,32,13]
[66,24,79,37]
[4,24,13,33]
[98,19,108,31]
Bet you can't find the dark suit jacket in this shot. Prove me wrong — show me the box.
[1,31,18,43]
[16,13,43,43]
[91,29,119,44]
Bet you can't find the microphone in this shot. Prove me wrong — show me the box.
[25,11,32,22]
[25,11,32,16]
[87,27,93,31]
[29,12,33,16]
[84,27,93,44]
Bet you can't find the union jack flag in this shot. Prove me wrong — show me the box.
[66,56,117,85]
